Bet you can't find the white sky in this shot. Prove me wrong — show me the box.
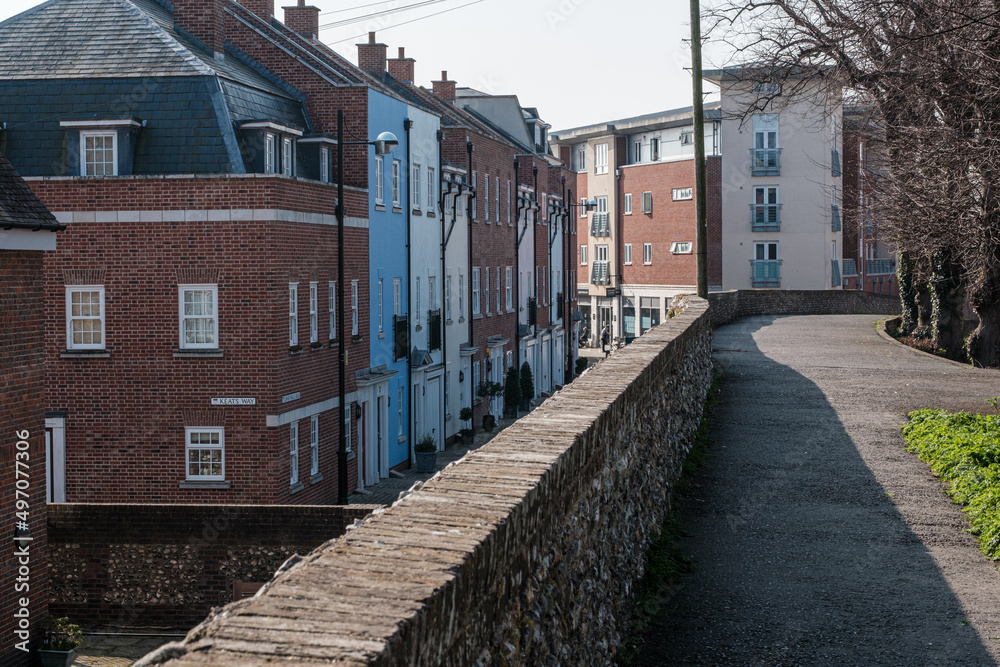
[0,0,724,131]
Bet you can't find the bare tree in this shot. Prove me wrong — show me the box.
[707,0,1000,366]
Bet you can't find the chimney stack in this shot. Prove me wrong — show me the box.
[173,0,226,55]
[283,0,320,39]
[387,47,415,83]
[432,70,456,103]
[356,32,388,74]
[233,0,274,20]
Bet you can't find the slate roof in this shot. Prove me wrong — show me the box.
[0,153,61,231]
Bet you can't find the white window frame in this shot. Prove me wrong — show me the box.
[309,282,318,343]
[310,415,319,477]
[80,131,117,176]
[374,156,384,205]
[596,244,609,263]
[496,267,502,313]
[289,283,299,346]
[485,173,490,222]
[282,137,294,177]
[344,405,352,452]
[351,280,359,336]
[505,266,513,311]
[671,241,694,255]
[459,274,465,318]
[397,387,404,438]
[185,427,224,481]
[446,273,452,320]
[429,275,437,311]
[66,285,105,350]
[328,280,336,341]
[634,140,642,163]
[576,145,587,172]
[483,267,490,315]
[595,143,608,174]
[650,137,660,161]
[624,193,632,215]
[290,421,300,485]
[624,244,632,265]
[393,277,401,316]
[507,180,512,224]
[472,171,478,220]
[580,245,588,266]
[672,187,693,201]
[179,284,219,350]
[412,163,421,210]
[416,276,421,325]
[643,243,652,265]
[642,191,653,214]
[580,197,587,218]
[264,133,276,174]
[472,267,481,315]
[320,146,329,183]
[496,176,500,222]
[392,159,401,207]
[427,167,435,210]
[596,196,608,213]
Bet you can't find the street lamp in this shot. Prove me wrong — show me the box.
[336,109,398,505]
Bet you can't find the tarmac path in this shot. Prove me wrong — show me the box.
[638,315,1000,666]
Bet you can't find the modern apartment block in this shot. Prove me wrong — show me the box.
[551,105,723,345]
[707,69,844,292]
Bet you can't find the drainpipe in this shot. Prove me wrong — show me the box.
[465,139,475,396]
[547,196,558,392]
[437,129,446,447]
[404,119,413,465]
[565,184,574,381]
[616,165,623,341]
[512,157,529,375]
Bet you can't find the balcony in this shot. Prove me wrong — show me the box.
[831,149,842,177]
[831,204,841,232]
[590,212,610,237]
[867,258,894,275]
[750,148,781,176]
[842,259,858,277]
[749,203,781,232]
[591,261,610,285]
[832,259,841,288]
[750,259,782,287]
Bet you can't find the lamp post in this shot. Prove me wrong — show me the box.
[555,187,596,378]
[336,109,398,505]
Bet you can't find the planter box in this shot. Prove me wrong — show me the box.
[415,450,437,473]
[38,649,77,667]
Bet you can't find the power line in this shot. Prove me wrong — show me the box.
[320,1,397,17]
[319,0,452,31]
[325,0,487,42]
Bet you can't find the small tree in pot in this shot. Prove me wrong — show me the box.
[477,380,503,431]
[39,616,83,667]
[459,406,474,443]
[504,364,521,418]
[414,433,437,473]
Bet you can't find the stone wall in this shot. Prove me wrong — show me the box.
[707,289,899,327]
[152,298,714,666]
[47,503,379,628]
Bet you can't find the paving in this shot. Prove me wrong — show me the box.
[73,631,186,666]
[638,314,1000,666]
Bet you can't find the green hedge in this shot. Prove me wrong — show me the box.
[902,409,1000,560]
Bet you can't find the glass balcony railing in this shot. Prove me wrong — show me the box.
[591,261,610,285]
[831,204,841,232]
[842,259,858,276]
[749,203,781,231]
[832,259,841,288]
[750,259,782,287]
[750,148,782,176]
[590,212,610,237]
[867,258,894,275]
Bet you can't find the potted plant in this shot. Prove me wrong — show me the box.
[459,406,474,443]
[39,616,83,667]
[504,365,521,417]
[519,361,534,412]
[477,380,503,430]
[414,433,437,473]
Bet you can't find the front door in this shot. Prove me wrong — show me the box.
[425,375,443,450]
[599,305,613,339]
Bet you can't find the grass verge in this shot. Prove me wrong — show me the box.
[617,372,724,665]
[902,407,1000,560]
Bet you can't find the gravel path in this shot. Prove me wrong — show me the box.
[637,315,1000,666]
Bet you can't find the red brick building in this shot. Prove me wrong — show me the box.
[0,154,62,664]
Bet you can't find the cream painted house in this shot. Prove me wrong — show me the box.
[706,70,844,291]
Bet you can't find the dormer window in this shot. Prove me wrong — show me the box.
[59,118,142,177]
[239,121,304,176]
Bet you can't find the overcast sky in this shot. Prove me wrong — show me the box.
[0,0,723,131]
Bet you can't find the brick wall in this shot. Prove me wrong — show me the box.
[47,503,379,627]
[151,298,715,666]
[0,250,49,666]
[33,176,369,504]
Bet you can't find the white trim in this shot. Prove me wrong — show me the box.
[238,121,305,137]
[266,391,361,427]
[51,209,369,228]
[297,136,338,145]
[60,119,141,128]
[80,131,117,176]
[0,228,57,251]
[185,426,225,481]
[290,421,300,484]
[45,417,67,503]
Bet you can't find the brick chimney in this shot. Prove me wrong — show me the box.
[432,71,456,103]
[283,0,319,39]
[234,0,273,20]
[387,47,415,83]
[356,32,388,74]
[173,0,226,55]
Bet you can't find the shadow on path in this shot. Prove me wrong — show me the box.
[637,315,1000,666]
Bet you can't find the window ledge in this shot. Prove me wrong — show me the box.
[309,341,323,350]
[426,212,436,219]
[310,473,324,484]
[346,451,356,461]
[445,413,452,421]
[173,349,224,358]
[458,317,465,323]
[378,332,386,339]
[392,206,403,214]
[179,480,231,489]
[289,481,304,494]
[61,349,109,358]
[351,334,364,343]
[473,314,483,320]
[446,319,453,326]
[415,325,423,332]
[329,339,339,348]
[412,209,422,216]
[398,434,407,444]
[289,345,303,354]
[375,203,386,211]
